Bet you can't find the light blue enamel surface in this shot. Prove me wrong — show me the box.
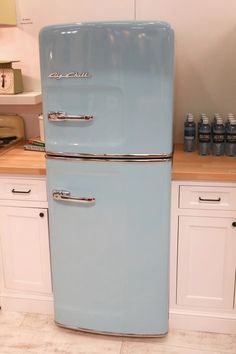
[47,159,171,335]
[39,21,174,155]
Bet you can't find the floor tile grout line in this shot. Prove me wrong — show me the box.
[120,339,126,354]
[18,312,28,328]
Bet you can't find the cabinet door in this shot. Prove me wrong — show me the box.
[0,206,51,294]
[177,216,236,309]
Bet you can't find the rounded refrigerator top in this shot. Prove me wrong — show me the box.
[40,20,173,33]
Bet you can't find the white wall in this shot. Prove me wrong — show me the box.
[1,0,236,142]
[136,0,236,142]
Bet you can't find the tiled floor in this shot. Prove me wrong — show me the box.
[0,311,236,354]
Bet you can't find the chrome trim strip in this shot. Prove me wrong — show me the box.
[48,112,93,121]
[46,151,173,160]
[46,154,172,163]
[55,321,167,338]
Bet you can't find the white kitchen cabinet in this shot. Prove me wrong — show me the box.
[170,181,236,334]
[177,215,236,309]
[0,206,51,294]
[0,175,53,314]
[0,92,42,105]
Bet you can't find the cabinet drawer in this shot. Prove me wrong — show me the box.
[0,178,47,202]
[179,185,236,211]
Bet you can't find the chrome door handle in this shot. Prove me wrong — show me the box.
[48,111,94,121]
[52,190,96,204]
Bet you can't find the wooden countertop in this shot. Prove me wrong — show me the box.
[1,144,236,182]
[172,144,236,182]
[0,144,46,176]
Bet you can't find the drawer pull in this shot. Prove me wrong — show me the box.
[199,197,221,202]
[11,188,31,194]
[232,222,236,228]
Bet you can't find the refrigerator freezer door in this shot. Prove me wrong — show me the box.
[39,21,174,156]
[47,158,171,335]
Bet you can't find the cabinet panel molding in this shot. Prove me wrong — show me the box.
[0,176,52,314]
[177,215,236,309]
[0,206,51,294]
[170,180,236,333]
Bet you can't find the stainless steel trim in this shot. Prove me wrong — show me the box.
[48,111,94,122]
[52,190,96,204]
[47,155,172,163]
[55,321,167,338]
[46,151,173,162]
[47,151,172,159]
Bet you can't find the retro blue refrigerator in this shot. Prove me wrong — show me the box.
[39,21,174,336]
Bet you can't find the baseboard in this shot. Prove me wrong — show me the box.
[169,308,236,334]
[0,292,54,314]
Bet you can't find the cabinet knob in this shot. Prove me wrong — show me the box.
[39,212,44,218]
[232,221,236,227]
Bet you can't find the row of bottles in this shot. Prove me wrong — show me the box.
[183,113,236,156]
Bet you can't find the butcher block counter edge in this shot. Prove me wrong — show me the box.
[1,144,236,181]
[172,144,236,182]
[0,144,46,176]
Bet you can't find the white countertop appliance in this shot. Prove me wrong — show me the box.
[0,114,24,153]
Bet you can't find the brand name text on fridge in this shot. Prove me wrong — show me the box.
[48,72,92,79]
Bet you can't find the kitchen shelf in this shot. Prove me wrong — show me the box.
[0,92,42,105]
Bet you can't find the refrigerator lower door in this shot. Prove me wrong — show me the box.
[47,157,171,336]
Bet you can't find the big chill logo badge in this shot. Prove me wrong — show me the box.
[48,72,92,79]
